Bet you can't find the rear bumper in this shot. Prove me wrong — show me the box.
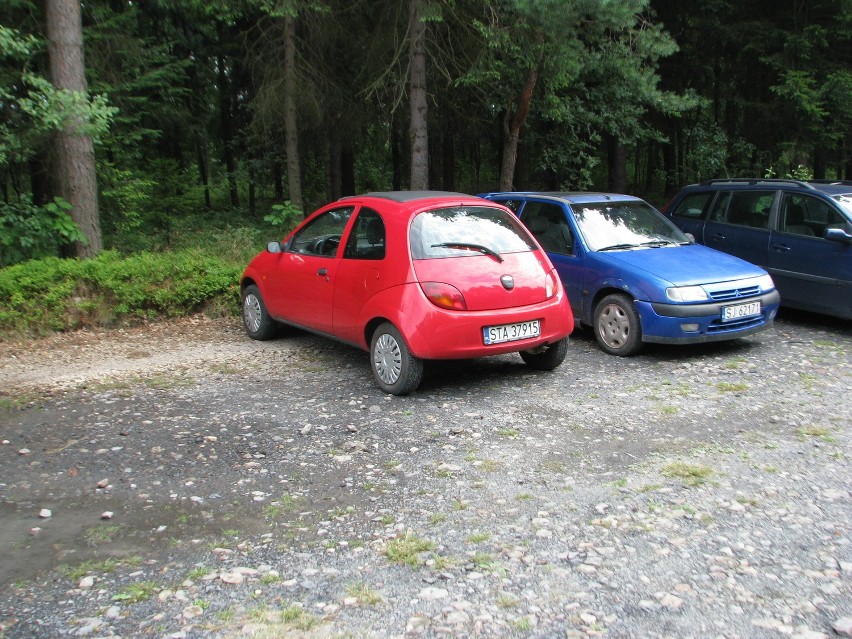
[637,290,781,345]
[403,291,574,360]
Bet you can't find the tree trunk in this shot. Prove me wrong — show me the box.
[392,116,403,191]
[499,67,538,191]
[216,39,239,208]
[283,15,304,212]
[45,0,102,258]
[196,142,211,209]
[607,134,627,193]
[409,0,429,191]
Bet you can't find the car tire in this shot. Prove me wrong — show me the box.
[370,322,424,396]
[594,293,643,356]
[520,337,569,371]
[242,284,279,340]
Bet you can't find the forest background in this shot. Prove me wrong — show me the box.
[0,0,850,335]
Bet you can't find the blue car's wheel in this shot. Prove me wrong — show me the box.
[370,322,424,396]
[594,293,642,356]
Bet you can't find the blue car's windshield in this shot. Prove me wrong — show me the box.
[833,195,852,219]
[572,201,690,252]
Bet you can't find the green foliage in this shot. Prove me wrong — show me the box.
[0,249,241,337]
[765,164,814,180]
[264,200,303,231]
[0,197,86,267]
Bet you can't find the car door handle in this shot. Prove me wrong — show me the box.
[709,233,725,241]
[317,268,328,276]
[771,244,791,253]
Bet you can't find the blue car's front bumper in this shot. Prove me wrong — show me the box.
[636,290,781,345]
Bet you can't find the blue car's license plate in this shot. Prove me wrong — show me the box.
[721,301,761,322]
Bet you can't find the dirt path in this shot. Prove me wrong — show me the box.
[0,316,253,394]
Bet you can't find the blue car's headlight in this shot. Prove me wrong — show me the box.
[757,274,775,292]
[666,285,709,302]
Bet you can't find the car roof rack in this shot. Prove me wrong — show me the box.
[807,179,852,186]
[699,178,815,189]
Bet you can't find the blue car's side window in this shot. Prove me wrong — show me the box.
[520,201,574,255]
[780,194,844,237]
[672,192,714,219]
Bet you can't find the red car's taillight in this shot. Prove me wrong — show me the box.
[420,281,468,310]
[545,270,558,298]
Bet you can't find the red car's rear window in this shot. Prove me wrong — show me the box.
[409,206,537,260]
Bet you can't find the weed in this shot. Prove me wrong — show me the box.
[797,425,835,442]
[84,523,123,546]
[539,460,567,473]
[112,581,158,604]
[428,513,447,525]
[384,533,435,567]
[661,462,713,487]
[497,594,519,609]
[467,532,491,544]
[496,428,519,438]
[58,559,119,581]
[259,573,281,585]
[187,567,213,580]
[347,582,383,606]
[716,382,749,393]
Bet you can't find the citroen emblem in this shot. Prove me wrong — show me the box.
[500,275,514,290]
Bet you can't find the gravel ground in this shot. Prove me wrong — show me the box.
[0,312,850,639]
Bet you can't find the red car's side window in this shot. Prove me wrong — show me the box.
[343,208,386,260]
[289,207,354,257]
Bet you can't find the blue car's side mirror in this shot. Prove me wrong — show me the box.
[823,228,852,244]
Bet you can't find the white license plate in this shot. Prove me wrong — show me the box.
[483,319,541,345]
[721,301,761,322]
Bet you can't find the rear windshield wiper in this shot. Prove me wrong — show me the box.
[597,243,638,252]
[431,242,504,262]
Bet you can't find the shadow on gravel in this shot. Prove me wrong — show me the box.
[0,500,268,587]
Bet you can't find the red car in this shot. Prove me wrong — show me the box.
[240,191,574,395]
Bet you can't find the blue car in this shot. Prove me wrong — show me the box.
[481,192,780,356]
[662,179,852,320]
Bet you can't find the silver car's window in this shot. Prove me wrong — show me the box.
[410,206,536,259]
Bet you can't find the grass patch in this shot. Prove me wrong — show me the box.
[797,425,835,443]
[715,382,749,393]
[467,532,491,544]
[347,582,383,606]
[660,462,714,487]
[384,532,435,568]
[84,523,124,546]
[495,428,520,438]
[263,495,304,520]
[112,581,158,604]
[58,559,119,581]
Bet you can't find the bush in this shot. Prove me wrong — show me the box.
[0,196,85,267]
[0,249,241,337]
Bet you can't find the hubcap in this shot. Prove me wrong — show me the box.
[373,333,402,384]
[244,294,262,333]
[598,303,630,349]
